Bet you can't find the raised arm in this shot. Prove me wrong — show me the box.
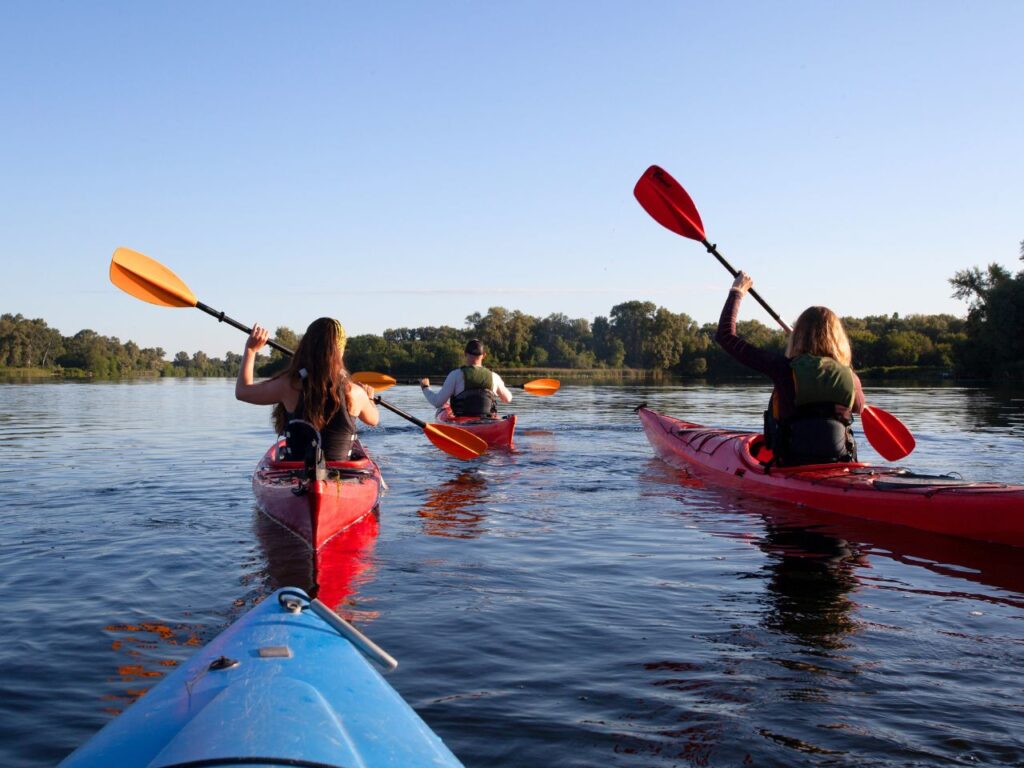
[348,381,380,427]
[714,272,785,377]
[235,324,293,405]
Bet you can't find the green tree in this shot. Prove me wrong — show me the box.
[609,301,657,367]
[950,242,1024,378]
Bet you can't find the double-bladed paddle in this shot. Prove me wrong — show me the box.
[108,247,487,460]
[351,371,560,396]
[633,166,916,462]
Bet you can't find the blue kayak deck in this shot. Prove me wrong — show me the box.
[59,589,463,768]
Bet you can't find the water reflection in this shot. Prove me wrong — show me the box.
[101,621,202,715]
[642,459,1024,607]
[417,469,489,539]
[253,509,380,614]
[758,522,864,651]
[962,387,1024,433]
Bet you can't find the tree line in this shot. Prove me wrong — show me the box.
[3,244,1021,380]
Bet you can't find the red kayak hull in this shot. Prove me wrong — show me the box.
[252,441,383,550]
[437,406,516,449]
[638,407,1024,548]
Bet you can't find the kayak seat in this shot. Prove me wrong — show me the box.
[280,420,326,481]
[749,435,774,465]
[280,420,321,461]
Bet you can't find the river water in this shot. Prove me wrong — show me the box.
[2,379,1023,767]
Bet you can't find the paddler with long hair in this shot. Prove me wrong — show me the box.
[235,317,379,460]
[715,272,865,466]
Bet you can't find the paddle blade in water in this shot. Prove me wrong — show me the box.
[424,423,488,460]
[351,371,398,392]
[861,405,916,461]
[110,248,198,308]
[633,165,706,242]
[522,378,560,396]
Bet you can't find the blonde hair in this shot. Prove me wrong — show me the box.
[785,306,852,367]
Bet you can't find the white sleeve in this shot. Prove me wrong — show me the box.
[421,369,463,408]
[491,372,513,404]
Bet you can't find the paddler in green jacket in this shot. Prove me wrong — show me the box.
[715,272,866,466]
[419,339,513,418]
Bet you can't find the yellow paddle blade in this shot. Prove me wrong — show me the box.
[424,423,488,460]
[522,378,560,396]
[110,247,198,308]
[351,371,398,392]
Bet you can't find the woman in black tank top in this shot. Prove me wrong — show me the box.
[235,317,380,461]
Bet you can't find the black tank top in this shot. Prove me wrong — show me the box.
[286,387,357,461]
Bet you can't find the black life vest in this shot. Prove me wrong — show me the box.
[450,365,498,417]
[764,354,858,466]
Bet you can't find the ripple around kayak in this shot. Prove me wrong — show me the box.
[57,588,465,768]
[638,406,1024,548]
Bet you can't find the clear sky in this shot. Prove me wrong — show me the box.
[2,2,1021,358]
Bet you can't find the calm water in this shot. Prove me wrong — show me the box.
[2,379,1024,767]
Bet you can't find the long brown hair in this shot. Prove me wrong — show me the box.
[785,306,853,367]
[271,317,351,434]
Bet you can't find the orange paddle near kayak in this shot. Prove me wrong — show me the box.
[352,372,561,449]
[109,248,487,461]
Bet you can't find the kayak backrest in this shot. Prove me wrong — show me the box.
[281,420,325,480]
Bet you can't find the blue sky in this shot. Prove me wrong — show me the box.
[2,2,1022,357]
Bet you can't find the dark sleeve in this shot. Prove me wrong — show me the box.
[714,289,789,379]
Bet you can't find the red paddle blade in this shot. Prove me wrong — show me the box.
[861,405,916,461]
[633,165,706,242]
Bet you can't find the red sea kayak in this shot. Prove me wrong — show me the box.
[638,406,1024,548]
[252,440,383,550]
[437,405,516,449]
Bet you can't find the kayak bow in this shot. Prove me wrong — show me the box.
[58,588,464,767]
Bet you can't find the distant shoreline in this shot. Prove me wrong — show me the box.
[0,364,978,385]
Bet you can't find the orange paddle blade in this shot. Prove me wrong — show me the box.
[424,423,488,460]
[861,405,916,461]
[110,247,198,308]
[351,371,398,392]
[522,378,560,396]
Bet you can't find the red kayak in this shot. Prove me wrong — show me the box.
[252,440,383,550]
[638,406,1024,548]
[437,405,516,449]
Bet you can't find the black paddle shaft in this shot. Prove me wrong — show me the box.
[373,396,427,428]
[700,239,792,334]
[195,301,295,356]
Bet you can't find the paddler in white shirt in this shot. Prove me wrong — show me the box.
[419,339,513,418]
